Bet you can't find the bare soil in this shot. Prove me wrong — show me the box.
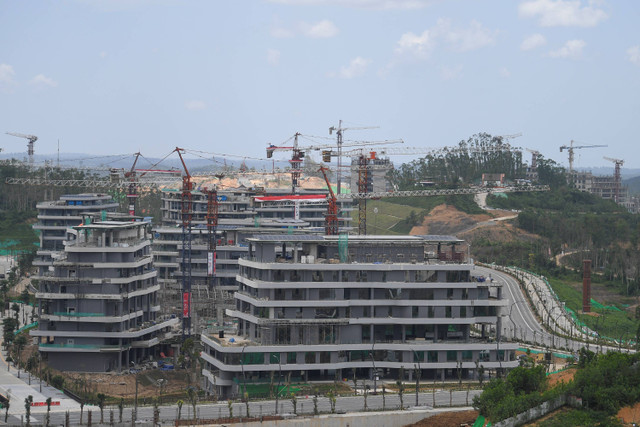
[547,368,576,388]
[617,401,640,425]
[404,409,478,427]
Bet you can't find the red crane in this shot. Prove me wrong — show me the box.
[319,166,338,235]
[175,147,193,340]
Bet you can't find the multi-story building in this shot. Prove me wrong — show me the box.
[153,187,348,328]
[32,213,179,372]
[350,156,394,194]
[200,234,517,398]
[33,194,119,274]
[574,171,629,205]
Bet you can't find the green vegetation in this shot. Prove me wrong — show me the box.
[474,351,640,426]
[472,364,563,422]
[389,132,524,188]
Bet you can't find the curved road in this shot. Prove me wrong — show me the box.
[478,266,627,355]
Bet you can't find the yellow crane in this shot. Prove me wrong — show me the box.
[559,140,607,174]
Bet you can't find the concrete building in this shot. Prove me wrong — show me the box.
[350,156,394,194]
[153,187,350,328]
[200,234,517,398]
[32,194,119,274]
[32,213,179,372]
[574,171,629,206]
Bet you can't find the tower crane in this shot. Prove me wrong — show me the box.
[559,140,607,174]
[604,156,625,203]
[6,132,38,166]
[266,132,403,193]
[496,133,522,143]
[319,166,339,235]
[526,148,541,170]
[174,147,193,340]
[329,120,379,195]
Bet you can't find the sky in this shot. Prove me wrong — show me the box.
[1,0,639,172]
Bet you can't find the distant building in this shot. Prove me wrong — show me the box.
[481,173,505,187]
[573,171,629,206]
[32,213,178,372]
[200,234,517,398]
[350,156,394,194]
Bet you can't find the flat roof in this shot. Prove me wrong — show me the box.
[246,234,464,244]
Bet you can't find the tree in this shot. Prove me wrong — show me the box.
[118,398,124,423]
[13,333,27,375]
[45,397,52,427]
[328,391,336,414]
[4,395,9,422]
[97,393,106,424]
[290,392,297,415]
[176,399,184,420]
[24,395,33,427]
[187,387,197,420]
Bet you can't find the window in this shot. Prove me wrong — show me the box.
[428,307,434,318]
[445,307,452,318]
[447,351,457,362]
[287,352,297,364]
[428,351,438,363]
[462,350,472,362]
[305,352,315,364]
[460,306,466,317]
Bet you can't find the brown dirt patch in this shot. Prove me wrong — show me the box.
[404,409,479,427]
[410,204,492,236]
[547,368,576,388]
[617,401,640,425]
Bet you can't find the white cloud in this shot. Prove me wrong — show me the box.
[521,33,547,51]
[549,39,586,59]
[267,49,281,65]
[30,74,58,87]
[519,0,607,27]
[0,64,16,88]
[185,100,206,111]
[441,65,462,80]
[299,20,339,38]
[268,0,435,10]
[499,67,511,78]
[393,18,496,60]
[627,46,640,66]
[395,30,437,59]
[331,56,372,79]
[440,19,497,52]
[271,20,339,39]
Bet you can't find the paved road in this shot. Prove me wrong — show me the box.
[478,266,630,355]
[28,388,479,426]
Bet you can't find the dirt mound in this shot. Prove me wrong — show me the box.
[409,204,533,246]
[405,409,478,427]
[410,205,492,236]
[547,368,576,388]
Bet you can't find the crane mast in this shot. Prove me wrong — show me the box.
[559,140,607,174]
[6,131,38,167]
[175,147,193,340]
[604,156,625,203]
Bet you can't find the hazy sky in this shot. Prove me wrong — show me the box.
[1,0,639,171]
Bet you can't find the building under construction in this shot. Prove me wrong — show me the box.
[152,186,353,335]
[200,234,516,398]
[573,171,630,208]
